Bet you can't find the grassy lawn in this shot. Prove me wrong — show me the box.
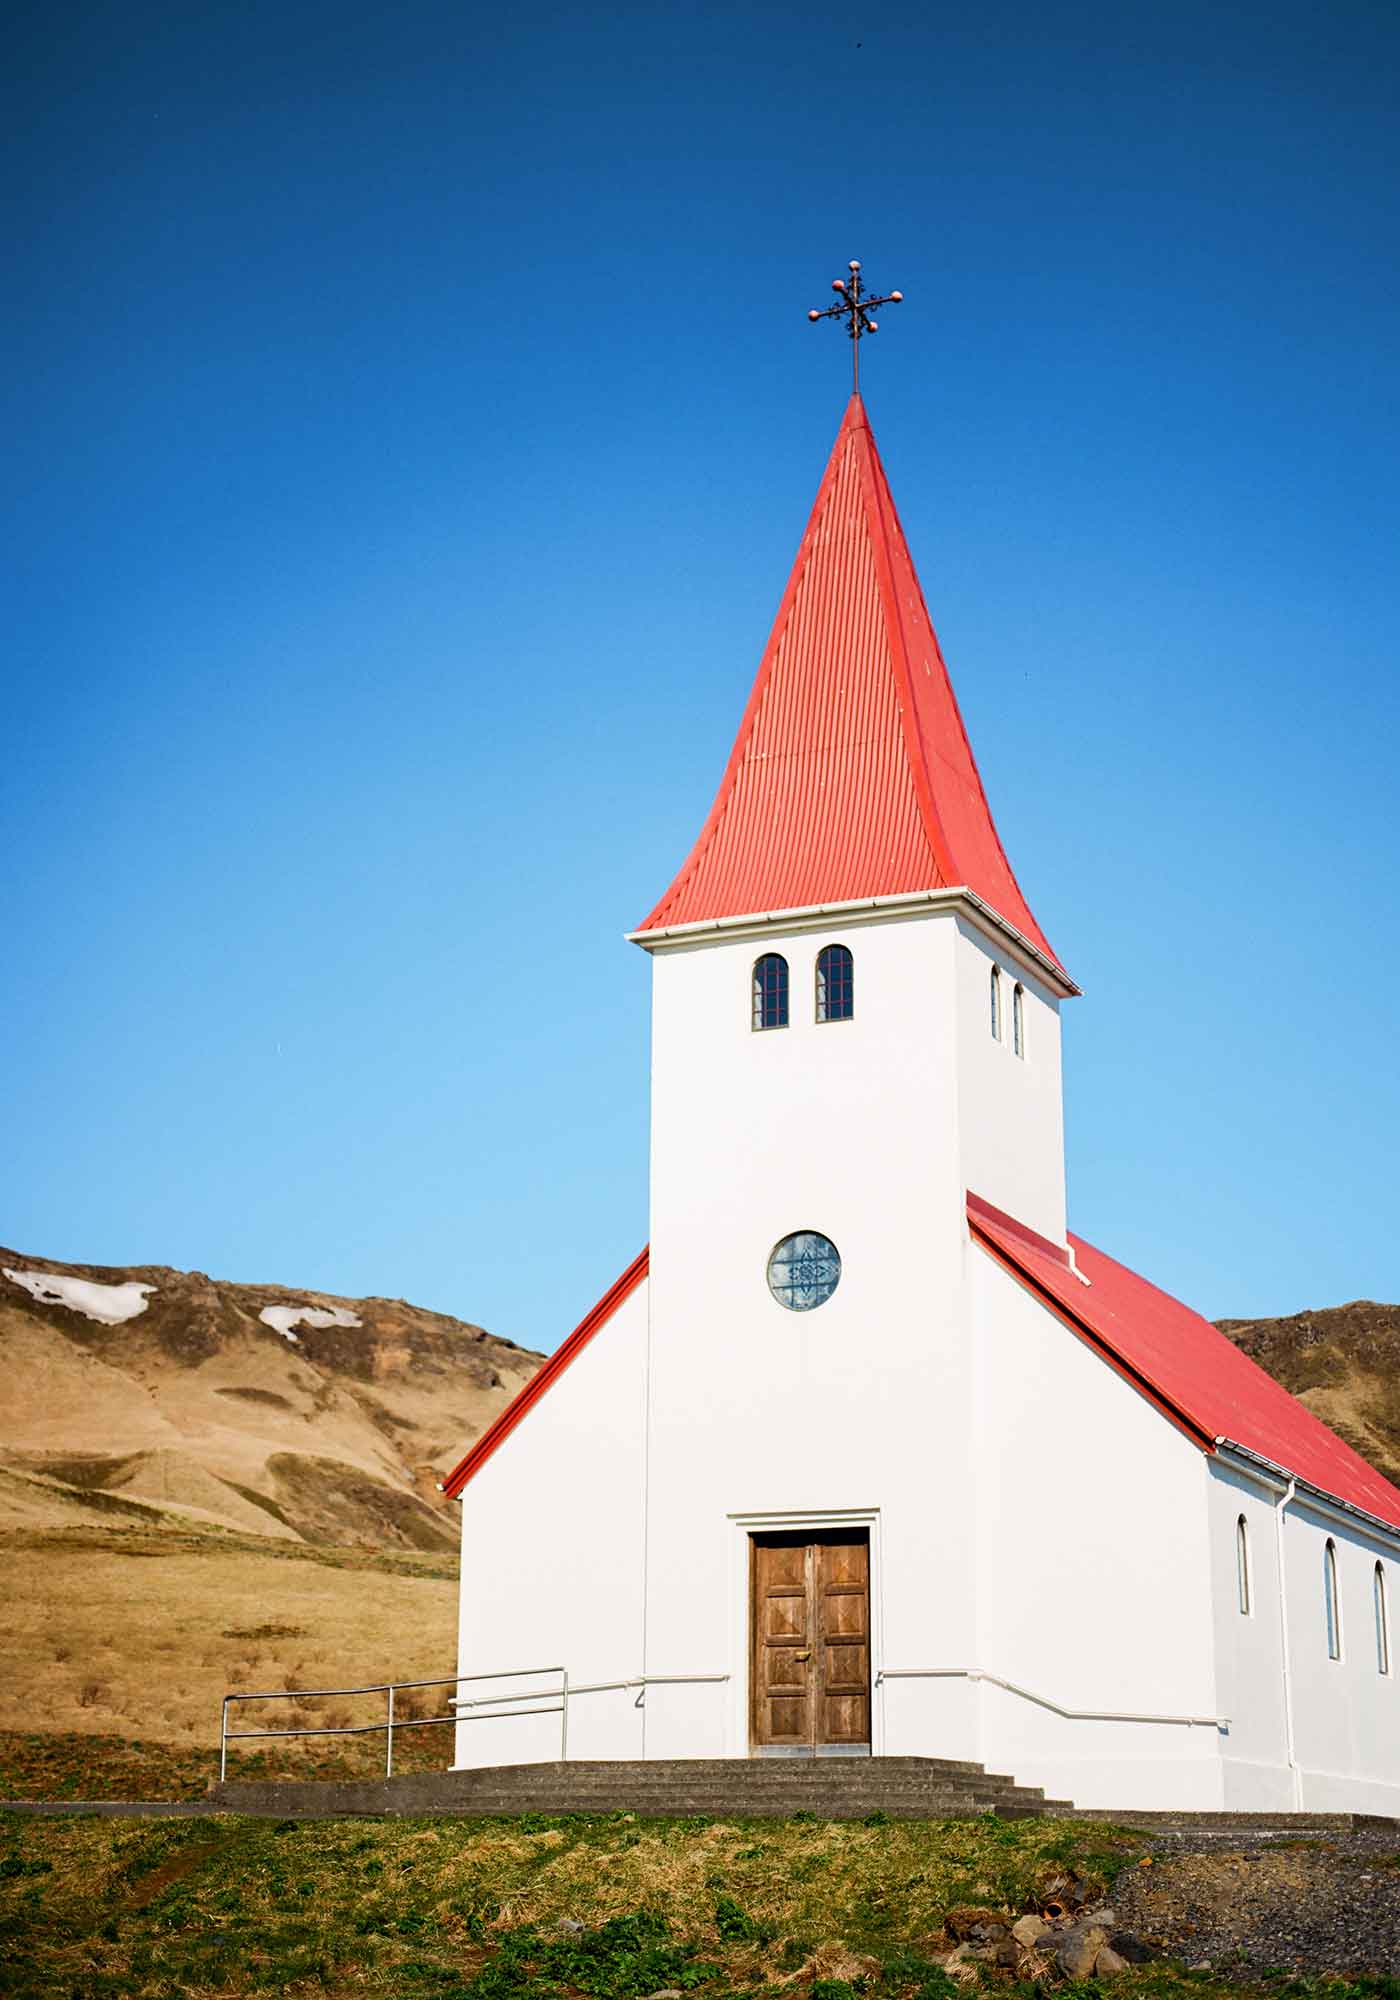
[2,1809,1396,2000]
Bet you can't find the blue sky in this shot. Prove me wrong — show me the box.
[5,0,1398,1350]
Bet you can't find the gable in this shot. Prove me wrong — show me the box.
[968,1191,1400,1535]
[440,1248,648,1499]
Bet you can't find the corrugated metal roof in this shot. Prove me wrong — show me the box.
[969,1193,1400,1534]
[637,394,1065,978]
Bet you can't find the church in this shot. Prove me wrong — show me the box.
[442,364,1400,1813]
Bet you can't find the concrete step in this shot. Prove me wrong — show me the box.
[442,1778,1043,1802]
[207,1753,1071,1821]
[435,1773,1038,1799]
[434,1757,998,1782]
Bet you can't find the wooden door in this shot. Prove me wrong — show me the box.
[750,1530,870,1753]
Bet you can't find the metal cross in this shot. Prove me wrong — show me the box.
[808,260,903,392]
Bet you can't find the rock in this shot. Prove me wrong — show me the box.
[1056,1925,1109,1980]
[1011,1914,1050,1946]
[1108,1931,1158,1965]
[555,1919,584,1933]
[1095,1946,1128,1975]
[643,1990,683,1998]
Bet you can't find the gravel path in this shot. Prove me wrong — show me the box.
[1113,1833,1400,1978]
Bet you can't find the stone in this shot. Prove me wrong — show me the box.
[1011,1914,1050,1946]
[1108,1931,1158,1965]
[1094,1946,1128,1975]
[555,1919,584,1933]
[1055,1925,1109,1980]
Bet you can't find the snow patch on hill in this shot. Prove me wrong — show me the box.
[259,1304,362,1344]
[3,1268,155,1325]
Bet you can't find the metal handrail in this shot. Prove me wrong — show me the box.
[218,1666,732,1780]
[220,1670,473,1781]
[876,1666,1228,1729]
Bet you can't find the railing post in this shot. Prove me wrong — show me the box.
[386,1683,395,1778]
[560,1670,569,1763]
[220,1696,228,1783]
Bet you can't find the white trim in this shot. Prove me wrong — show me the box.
[628,889,1080,997]
[726,1507,883,1759]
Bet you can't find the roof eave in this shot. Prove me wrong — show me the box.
[628,887,1080,998]
[1212,1438,1400,1553]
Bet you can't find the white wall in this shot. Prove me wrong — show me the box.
[453,1279,649,1767]
[1281,1496,1400,1813]
[972,1249,1226,1808]
[953,919,1066,1243]
[1204,1461,1400,1812]
[1205,1460,1293,1809]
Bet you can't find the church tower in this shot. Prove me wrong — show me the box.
[446,365,1400,1808]
[629,392,1079,1758]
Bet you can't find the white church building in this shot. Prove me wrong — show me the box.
[444,392,1400,1814]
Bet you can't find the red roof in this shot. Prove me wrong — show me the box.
[440,1247,648,1499]
[968,1192,1400,1534]
[636,394,1066,980]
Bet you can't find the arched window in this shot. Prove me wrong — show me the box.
[815,944,854,1023]
[1013,983,1026,1059]
[1236,1515,1251,1616]
[752,953,789,1031]
[990,965,1003,1041]
[1324,1539,1342,1660]
[1377,1562,1392,1677]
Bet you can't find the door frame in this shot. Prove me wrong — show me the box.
[726,1507,883,1759]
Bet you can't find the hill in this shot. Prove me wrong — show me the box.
[1215,1299,1400,1494]
[0,1248,541,1551]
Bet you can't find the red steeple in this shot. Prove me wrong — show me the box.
[637,395,1068,982]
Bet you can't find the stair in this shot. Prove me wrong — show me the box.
[206,1754,1074,1820]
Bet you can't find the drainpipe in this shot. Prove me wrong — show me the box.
[1274,1477,1302,1809]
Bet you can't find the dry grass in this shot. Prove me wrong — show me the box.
[0,1808,1151,1999]
[0,1525,456,1760]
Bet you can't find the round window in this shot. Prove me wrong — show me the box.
[767,1231,842,1312]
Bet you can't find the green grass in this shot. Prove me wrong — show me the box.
[0,1810,1395,2000]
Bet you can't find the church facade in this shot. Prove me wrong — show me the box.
[444,395,1400,1813]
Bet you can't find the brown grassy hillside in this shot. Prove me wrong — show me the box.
[0,1247,541,1550]
[0,1248,544,1787]
[1215,1299,1400,1492]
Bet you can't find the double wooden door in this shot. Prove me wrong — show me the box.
[750,1530,870,1754]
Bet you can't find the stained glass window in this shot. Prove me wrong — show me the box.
[767,1232,841,1311]
[816,944,854,1022]
[752,954,789,1030]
